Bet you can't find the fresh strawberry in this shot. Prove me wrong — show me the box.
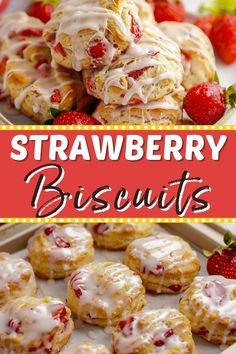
[210,15,236,64]
[195,15,215,37]
[205,232,236,279]
[55,237,70,248]
[154,0,186,23]
[184,82,236,124]
[87,41,106,60]
[0,56,8,75]
[0,0,9,12]
[129,12,142,43]
[54,43,67,57]
[53,111,100,125]
[50,89,61,103]
[27,1,55,23]
[7,318,21,333]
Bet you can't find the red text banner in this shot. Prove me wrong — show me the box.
[0,126,235,220]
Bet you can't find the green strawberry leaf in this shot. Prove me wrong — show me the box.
[200,0,236,15]
[214,71,220,84]
[50,107,61,118]
[203,249,213,257]
[44,118,54,125]
[224,231,232,245]
[229,242,236,249]
[42,0,60,7]
[226,84,236,108]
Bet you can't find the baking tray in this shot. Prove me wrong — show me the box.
[0,0,235,125]
[1,223,236,354]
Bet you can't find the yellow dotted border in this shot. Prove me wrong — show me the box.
[1,124,236,222]
[0,124,236,131]
[0,217,235,223]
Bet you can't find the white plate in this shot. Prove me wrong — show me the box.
[0,0,235,125]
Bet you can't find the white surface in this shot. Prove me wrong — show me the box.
[0,0,236,125]
[13,225,224,354]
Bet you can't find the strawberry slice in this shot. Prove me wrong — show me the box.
[119,316,135,337]
[87,41,106,60]
[7,318,21,333]
[0,56,8,75]
[128,66,152,80]
[17,28,43,37]
[130,12,142,43]
[55,237,70,248]
[54,43,67,58]
[203,280,227,305]
[53,111,101,125]
[52,306,68,326]
[51,89,62,103]
[94,223,110,235]
[44,225,57,236]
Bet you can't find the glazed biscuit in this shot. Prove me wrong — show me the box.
[86,223,154,250]
[0,296,74,354]
[83,23,183,105]
[180,276,236,345]
[67,262,146,327]
[28,224,94,279]
[63,342,111,353]
[43,0,143,72]
[0,253,37,307]
[113,309,195,353]
[159,22,216,90]
[93,89,184,125]
[124,234,201,293]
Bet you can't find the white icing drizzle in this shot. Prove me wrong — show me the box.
[44,0,142,71]
[85,22,183,105]
[114,309,191,353]
[0,297,67,346]
[70,262,143,316]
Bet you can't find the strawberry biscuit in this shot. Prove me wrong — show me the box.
[67,262,145,327]
[43,0,143,72]
[124,234,200,293]
[180,276,236,345]
[28,224,94,279]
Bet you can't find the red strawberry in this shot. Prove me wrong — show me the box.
[119,316,135,337]
[17,28,43,37]
[71,272,85,298]
[52,306,68,326]
[50,89,62,103]
[205,232,236,279]
[128,66,153,80]
[27,1,54,24]
[195,15,215,37]
[87,41,106,60]
[55,237,70,248]
[53,111,101,125]
[44,225,56,236]
[154,0,186,23]
[54,43,67,58]
[0,56,8,75]
[210,14,236,64]
[7,318,21,333]
[129,12,142,43]
[153,328,174,347]
[0,0,9,12]
[184,82,234,124]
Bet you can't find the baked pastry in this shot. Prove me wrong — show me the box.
[159,22,216,90]
[113,309,195,353]
[93,89,184,125]
[0,12,44,100]
[0,252,37,306]
[63,342,111,353]
[43,0,143,72]
[180,276,236,345]
[83,23,183,105]
[133,0,155,22]
[28,224,94,279]
[0,296,74,353]
[86,223,154,250]
[124,234,201,293]
[67,262,146,327]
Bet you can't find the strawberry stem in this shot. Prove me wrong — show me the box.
[200,0,236,15]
